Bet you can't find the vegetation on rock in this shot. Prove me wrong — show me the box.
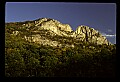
[5,18,116,77]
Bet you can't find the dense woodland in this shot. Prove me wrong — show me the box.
[5,23,116,77]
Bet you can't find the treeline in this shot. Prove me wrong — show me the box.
[5,25,116,77]
[5,34,116,77]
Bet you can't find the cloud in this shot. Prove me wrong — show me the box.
[105,34,116,37]
[101,33,116,38]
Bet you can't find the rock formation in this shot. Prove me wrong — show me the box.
[9,18,111,47]
[74,25,110,45]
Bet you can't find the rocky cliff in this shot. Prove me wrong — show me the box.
[8,18,111,47]
[73,25,110,45]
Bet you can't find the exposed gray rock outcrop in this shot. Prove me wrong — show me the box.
[15,18,112,47]
[74,25,111,45]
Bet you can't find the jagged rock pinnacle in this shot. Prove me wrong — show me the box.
[74,25,111,45]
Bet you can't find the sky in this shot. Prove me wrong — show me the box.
[5,2,116,44]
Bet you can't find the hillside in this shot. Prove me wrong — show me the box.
[5,18,116,77]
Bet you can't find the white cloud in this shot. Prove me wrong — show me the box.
[105,34,116,37]
[101,33,116,38]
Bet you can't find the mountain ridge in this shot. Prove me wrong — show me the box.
[5,18,112,47]
[5,18,116,77]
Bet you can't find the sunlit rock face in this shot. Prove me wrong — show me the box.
[57,23,72,32]
[32,18,73,36]
[12,31,19,35]
[34,18,72,31]
[74,25,110,45]
[10,18,111,47]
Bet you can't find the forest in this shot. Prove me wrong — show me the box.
[5,24,116,77]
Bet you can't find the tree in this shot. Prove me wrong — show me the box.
[5,48,25,77]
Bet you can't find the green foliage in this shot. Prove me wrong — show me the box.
[5,23,116,77]
[5,48,26,77]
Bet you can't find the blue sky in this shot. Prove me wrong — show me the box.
[5,2,116,44]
